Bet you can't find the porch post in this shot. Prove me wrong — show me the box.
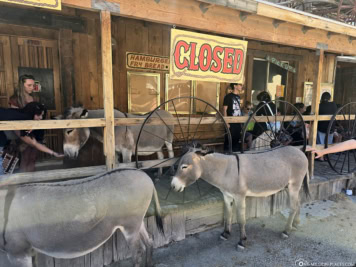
[309,49,324,177]
[100,10,116,170]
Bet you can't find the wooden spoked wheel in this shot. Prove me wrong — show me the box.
[325,102,356,174]
[241,100,307,154]
[135,96,231,204]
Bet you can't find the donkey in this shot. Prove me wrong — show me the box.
[57,107,174,172]
[0,168,163,267]
[171,146,310,249]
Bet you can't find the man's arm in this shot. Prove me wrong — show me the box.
[223,106,228,117]
[311,140,356,158]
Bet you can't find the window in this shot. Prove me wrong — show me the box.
[128,72,160,114]
[165,74,220,114]
[194,81,220,114]
[251,58,288,105]
[165,75,192,114]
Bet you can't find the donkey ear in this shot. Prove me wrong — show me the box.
[80,109,88,118]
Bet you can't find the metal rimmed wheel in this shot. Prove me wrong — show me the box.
[241,100,307,153]
[325,102,356,174]
[135,96,232,204]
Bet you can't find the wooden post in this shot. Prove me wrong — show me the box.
[308,49,324,177]
[101,10,116,170]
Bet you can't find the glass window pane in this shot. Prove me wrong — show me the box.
[166,75,192,113]
[251,59,268,105]
[128,72,160,113]
[194,81,219,113]
[267,63,288,101]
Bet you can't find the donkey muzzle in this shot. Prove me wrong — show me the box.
[171,177,185,192]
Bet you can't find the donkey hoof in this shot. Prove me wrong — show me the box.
[237,242,245,250]
[292,226,298,231]
[220,232,230,241]
[281,231,289,239]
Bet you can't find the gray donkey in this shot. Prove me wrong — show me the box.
[0,169,163,267]
[171,146,310,249]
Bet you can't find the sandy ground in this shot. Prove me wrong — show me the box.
[114,194,356,267]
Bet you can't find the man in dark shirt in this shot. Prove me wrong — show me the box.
[317,92,338,145]
[223,83,243,152]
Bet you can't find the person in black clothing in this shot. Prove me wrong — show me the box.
[252,91,278,138]
[223,83,243,152]
[290,103,307,146]
[317,92,338,145]
[0,102,63,174]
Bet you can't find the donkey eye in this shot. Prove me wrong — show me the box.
[66,129,74,135]
[181,165,188,170]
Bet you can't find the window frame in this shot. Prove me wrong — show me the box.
[165,74,220,114]
[127,71,161,114]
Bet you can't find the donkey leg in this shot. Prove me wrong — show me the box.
[292,208,301,229]
[220,193,234,241]
[139,222,154,267]
[156,150,164,178]
[126,234,143,267]
[165,141,175,175]
[235,195,247,249]
[121,148,133,163]
[7,253,32,267]
[283,187,300,238]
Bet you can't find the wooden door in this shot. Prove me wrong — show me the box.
[11,37,61,114]
[7,36,62,157]
[0,36,14,107]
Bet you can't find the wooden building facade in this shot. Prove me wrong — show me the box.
[1,0,356,266]
[0,5,343,167]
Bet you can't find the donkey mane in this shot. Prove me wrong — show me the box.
[19,168,145,188]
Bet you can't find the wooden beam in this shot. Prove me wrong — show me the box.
[101,10,116,170]
[0,158,177,187]
[66,0,356,55]
[0,5,86,33]
[272,19,285,29]
[0,114,342,131]
[301,26,313,34]
[257,2,356,38]
[309,49,324,177]
[239,11,250,22]
[92,0,120,14]
[0,119,106,131]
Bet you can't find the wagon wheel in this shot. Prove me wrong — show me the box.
[241,100,307,153]
[325,102,356,174]
[135,96,232,204]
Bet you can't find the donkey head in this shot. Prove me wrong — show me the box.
[56,107,90,158]
[171,146,211,192]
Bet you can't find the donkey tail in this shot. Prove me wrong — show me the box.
[303,171,311,199]
[153,187,164,235]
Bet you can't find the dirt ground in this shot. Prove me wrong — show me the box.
[115,194,356,267]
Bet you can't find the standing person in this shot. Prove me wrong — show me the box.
[317,92,338,160]
[223,83,243,152]
[9,74,37,108]
[252,91,278,138]
[8,75,44,171]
